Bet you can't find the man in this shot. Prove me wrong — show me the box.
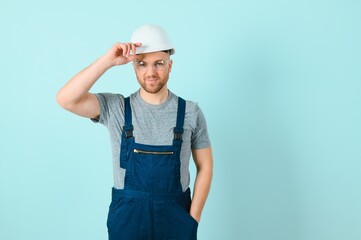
[56,24,213,240]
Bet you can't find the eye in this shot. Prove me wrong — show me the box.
[138,61,146,67]
[155,61,165,66]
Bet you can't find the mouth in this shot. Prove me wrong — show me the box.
[145,78,159,83]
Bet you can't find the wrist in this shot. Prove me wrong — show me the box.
[190,209,201,223]
[98,54,114,70]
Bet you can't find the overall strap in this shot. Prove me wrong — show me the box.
[120,97,133,169]
[174,97,186,141]
[123,97,134,139]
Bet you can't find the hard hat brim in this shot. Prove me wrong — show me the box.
[135,46,175,55]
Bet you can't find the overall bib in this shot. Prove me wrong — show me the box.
[107,97,198,240]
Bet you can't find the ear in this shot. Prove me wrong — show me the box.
[168,59,173,73]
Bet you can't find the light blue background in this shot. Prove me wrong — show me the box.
[1,0,360,239]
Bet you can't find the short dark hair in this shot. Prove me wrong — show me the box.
[162,49,171,54]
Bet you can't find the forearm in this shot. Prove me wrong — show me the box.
[190,164,213,223]
[56,55,112,106]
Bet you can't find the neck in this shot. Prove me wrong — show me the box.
[139,86,169,105]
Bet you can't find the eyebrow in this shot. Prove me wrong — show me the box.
[137,59,165,63]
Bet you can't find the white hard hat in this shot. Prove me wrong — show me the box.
[130,24,175,55]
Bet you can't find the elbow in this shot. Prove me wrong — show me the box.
[56,90,73,110]
[56,90,66,108]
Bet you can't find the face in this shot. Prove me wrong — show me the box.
[133,51,173,94]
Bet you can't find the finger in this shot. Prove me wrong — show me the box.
[115,42,123,52]
[113,43,122,53]
[124,43,129,57]
[124,44,130,57]
[127,54,137,62]
[119,44,127,57]
[130,43,136,55]
[126,43,132,57]
[133,42,142,55]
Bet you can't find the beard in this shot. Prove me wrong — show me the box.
[138,77,168,94]
[142,81,164,93]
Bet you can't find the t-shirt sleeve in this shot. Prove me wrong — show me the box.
[90,93,122,127]
[191,104,211,150]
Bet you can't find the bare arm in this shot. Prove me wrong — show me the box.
[56,42,141,118]
[190,147,213,223]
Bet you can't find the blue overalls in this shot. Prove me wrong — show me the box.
[107,97,199,240]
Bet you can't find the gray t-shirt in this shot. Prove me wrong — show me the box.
[90,89,211,191]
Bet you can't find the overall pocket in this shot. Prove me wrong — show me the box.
[107,196,140,237]
[170,199,199,226]
[131,148,178,192]
[164,199,198,240]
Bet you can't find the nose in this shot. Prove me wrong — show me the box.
[145,64,157,75]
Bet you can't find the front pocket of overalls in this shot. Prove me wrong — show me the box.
[166,200,198,240]
[171,200,198,226]
[107,197,140,235]
[132,149,177,191]
[170,200,199,226]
